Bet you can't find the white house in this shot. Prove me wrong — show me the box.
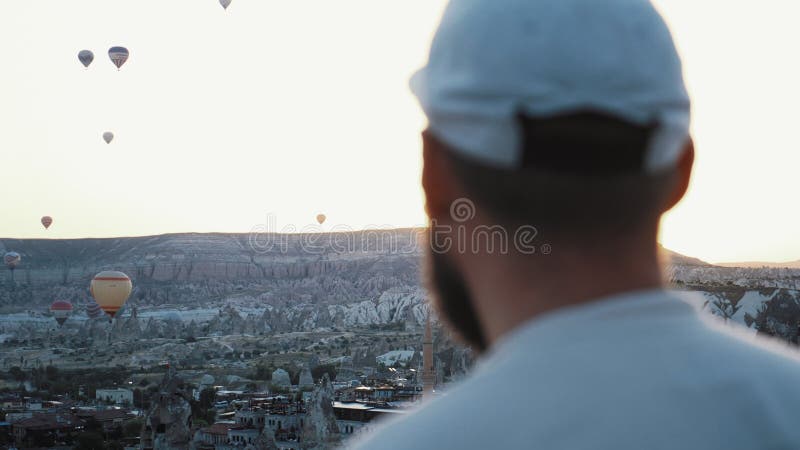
[95,388,133,405]
[228,427,260,446]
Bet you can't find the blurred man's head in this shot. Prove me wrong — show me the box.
[412,0,693,351]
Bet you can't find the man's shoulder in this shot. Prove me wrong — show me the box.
[352,346,800,450]
[347,378,500,450]
[350,302,800,449]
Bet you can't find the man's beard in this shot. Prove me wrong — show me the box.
[426,249,488,353]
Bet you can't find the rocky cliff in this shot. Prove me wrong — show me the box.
[3,231,799,335]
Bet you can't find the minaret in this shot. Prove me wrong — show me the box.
[422,314,435,399]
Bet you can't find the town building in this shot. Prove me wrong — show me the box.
[196,422,237,447]
[73,408,137,433]
[228,427,260,446]
[96,388,134,405]
[11,413,84,447]
[333,402,405,437]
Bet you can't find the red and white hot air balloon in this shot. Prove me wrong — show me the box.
[90,271,132,319]
[41,216,53,229]
[50,301,73,326]
[4,252,21,271]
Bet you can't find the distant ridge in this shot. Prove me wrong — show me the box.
[1,231,712,267]
[659,245,712,267]
[717,260,800,269]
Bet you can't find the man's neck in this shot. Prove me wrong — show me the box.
[463,240,664,347]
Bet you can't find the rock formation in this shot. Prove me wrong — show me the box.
[300,374,340,450]
[141,368,193,450]
[271,368,291,389]
[298,366,314,389]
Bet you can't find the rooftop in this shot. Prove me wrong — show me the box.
[13,414,83,431]
[76,409,132,422]
[202,422,239,436]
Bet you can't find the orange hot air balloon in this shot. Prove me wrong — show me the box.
[41,216,53,229]
[316,214,326,225]
[50,301,73,326]
[90,271,132,319]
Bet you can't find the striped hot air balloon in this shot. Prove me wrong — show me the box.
[86,299,104,319]
[90,271,132,319]
[50,301,73,326]
[41,216,53,229]
[108,47,129,70]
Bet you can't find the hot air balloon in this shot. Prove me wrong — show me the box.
[90,271,132,319]
[108,47,129,70]
[4,252,21,271]
[86,299,103,319]
[103,132,114,144]
[316,214,327,225]
[219,0,232,9]
[41,216,53,229]
[50,301,73,326]
[78,50,94,68]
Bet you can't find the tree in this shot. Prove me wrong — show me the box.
[311,364,337,383]
[754,304,774,337]
[269,384,290,394]
[198,388,216,410]
[133,388,146,408]
[74,432,104,450]
[123,419,144,438]
[202,408,216,425]
[45,365,59,380]
[9,366,26,382]
[252,363,273,381]
[711,296,741,322]
[105,441,124,450]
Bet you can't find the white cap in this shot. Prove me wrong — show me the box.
[411,0,691,172]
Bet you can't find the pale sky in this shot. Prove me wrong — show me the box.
[1,0,799,264]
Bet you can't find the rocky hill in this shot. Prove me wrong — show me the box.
[0,231,426,329]
[717,260,800,269]
[1,231,799,335]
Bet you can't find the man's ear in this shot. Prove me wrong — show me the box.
[664,138,695,212]
[422,132,460,222]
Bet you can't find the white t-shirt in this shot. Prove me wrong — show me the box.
[350,289,800,449]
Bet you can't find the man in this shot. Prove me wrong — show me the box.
[353,0,800,449]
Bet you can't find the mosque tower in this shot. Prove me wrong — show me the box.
[422,313,436,399]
